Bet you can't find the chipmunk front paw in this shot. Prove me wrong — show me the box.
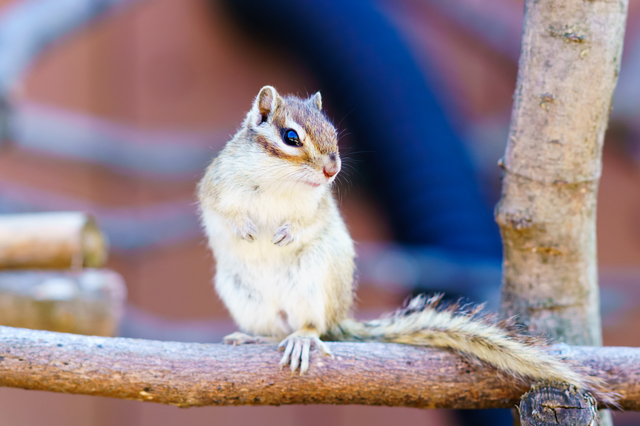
[230,217,258,241]
[273,224,295,246]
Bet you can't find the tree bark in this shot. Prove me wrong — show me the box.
[0,270,126,336]
[496,0,628,423]
[0,212,108,269]
[0,326,639,410]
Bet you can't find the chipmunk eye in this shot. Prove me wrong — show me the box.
[282,129,302,147]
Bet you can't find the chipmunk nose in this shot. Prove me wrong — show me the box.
[323,164,339,178]
[323,154,340,178]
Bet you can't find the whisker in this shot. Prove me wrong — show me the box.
[337,106,357,129]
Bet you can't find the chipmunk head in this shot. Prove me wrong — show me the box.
[244,85,340,188]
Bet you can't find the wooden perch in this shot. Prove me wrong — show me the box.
[0,270,125,336]
[0,212,108,269]
[0,326,639,410]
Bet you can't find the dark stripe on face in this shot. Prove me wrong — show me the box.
[254,134,310,164]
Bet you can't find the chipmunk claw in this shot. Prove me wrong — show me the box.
[273,224,295,246]
[278,329,332,375]
[231,218,258,242]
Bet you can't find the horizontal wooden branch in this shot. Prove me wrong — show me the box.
[0,326,638,410]
[0,270,126,336]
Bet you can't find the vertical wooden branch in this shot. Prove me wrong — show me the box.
[495,0,628,423]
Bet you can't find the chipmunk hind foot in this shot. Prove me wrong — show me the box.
[223,332,273,346]
[278,327,333,375]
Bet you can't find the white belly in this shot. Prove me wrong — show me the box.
[203,212,329,339]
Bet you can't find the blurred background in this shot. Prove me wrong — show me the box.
[0,0,640,425]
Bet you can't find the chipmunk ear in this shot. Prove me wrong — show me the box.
[309,91,322,111]
[248,85,281,127]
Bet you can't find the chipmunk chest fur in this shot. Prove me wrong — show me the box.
[204,153,329,256]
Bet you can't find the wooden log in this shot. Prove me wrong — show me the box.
[0,212,108,269]
[0,327,638,410]
[519,383,598,426]
[0,270,126,336]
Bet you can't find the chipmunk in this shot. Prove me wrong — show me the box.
[198,85,610,403]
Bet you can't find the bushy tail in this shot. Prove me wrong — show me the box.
[329,294,615,406]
